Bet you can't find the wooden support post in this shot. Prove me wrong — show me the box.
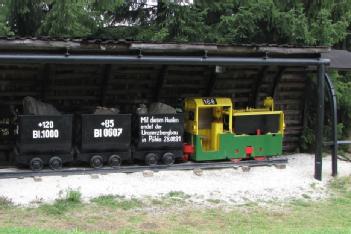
[271,66,286,98]
[315,64,325,181]
[251,66,268,107]
[206,66,216,96]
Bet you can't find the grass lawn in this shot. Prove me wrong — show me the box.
[0,177,350,234]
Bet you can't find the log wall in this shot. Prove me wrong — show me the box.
[0,63,308,152]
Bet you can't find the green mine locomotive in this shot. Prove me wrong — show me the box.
[183,97,285,161]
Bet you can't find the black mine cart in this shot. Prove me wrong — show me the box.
[15,115,73,171]
[0,104,15,158]
[76,114,131,168]
[134,113,184,166]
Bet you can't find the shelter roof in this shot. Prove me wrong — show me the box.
[0,37,329,56]
[322,49,351,71]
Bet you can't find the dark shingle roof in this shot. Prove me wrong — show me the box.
[322,49,351,70]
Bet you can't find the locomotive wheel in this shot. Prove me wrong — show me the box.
[90,155,104,168]
[145,153,159,166]
[30,157,44,171]
[162,152,175,165]
[108,155,121,168]
[49,156,63,170]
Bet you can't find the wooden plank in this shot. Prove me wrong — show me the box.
[109,77,156,82]
[130,42,328,54]
[47,96,99,100]
[277,83,305,89]
[206,66,216,96]
[250,66,269,107]
[271,67,286,98]
[40,64,51,100]
[0,92,38,96]
[154,65,168,101]
[100,64,112,106]
[167,66,205,72]
[285,129,303,135]
[164,84,206,88]
[216,79,253,85]
[214,88,251,93]
[53,73,100,80]
[52,85,100,91]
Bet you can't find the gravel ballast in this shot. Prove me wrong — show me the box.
[0,154,350,206]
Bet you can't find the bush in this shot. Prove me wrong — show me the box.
[301,70,351,152]
[40,190,82,215]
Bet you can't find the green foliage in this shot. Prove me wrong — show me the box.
[310,8,350,45]
[0,196,13,209]
[330,70,351,153]
[65,189,82,203]
[273,7,313,45]
[331,70,351,130]
[300,127,316,152]
[0,0,350,46]
[1,177,351,233]
[0,227,90,234]
[39,0,96,37]
[0,1,13,36]
[151,3,207,42]
[8,0,46,36]
[301,69,351,151]
[91,0,124,12]
[213,0,351,45]
[39,190,82,215]
[329,176,351,193]
[90,195,117,206]
[206,198,221,204]
[91,195,143,210]
[166,191,190,199]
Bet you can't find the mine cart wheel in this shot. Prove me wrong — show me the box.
[90,155,104,168]
[30,157,44,171]
[162,152,175,165]
[49,156,63,170]
[145,153,159,166]
[108,155,121,168]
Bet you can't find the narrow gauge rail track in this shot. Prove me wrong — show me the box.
[0,157,287,179]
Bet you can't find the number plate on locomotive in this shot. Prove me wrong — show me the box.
[202,98,217,105]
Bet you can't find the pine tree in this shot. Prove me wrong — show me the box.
[8,0,46,36]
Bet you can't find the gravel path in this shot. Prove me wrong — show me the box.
[0,154,350,206]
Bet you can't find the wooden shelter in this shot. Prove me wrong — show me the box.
[0,37,331,179]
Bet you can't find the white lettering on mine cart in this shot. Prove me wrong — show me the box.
[93,119,123,138]
[140,116,182,143]
[32,120,60,139]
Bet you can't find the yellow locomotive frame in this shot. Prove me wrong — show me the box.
[184,97,284,161]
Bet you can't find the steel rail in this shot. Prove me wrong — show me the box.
[0,157,288,179]
[0,54,330,66]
